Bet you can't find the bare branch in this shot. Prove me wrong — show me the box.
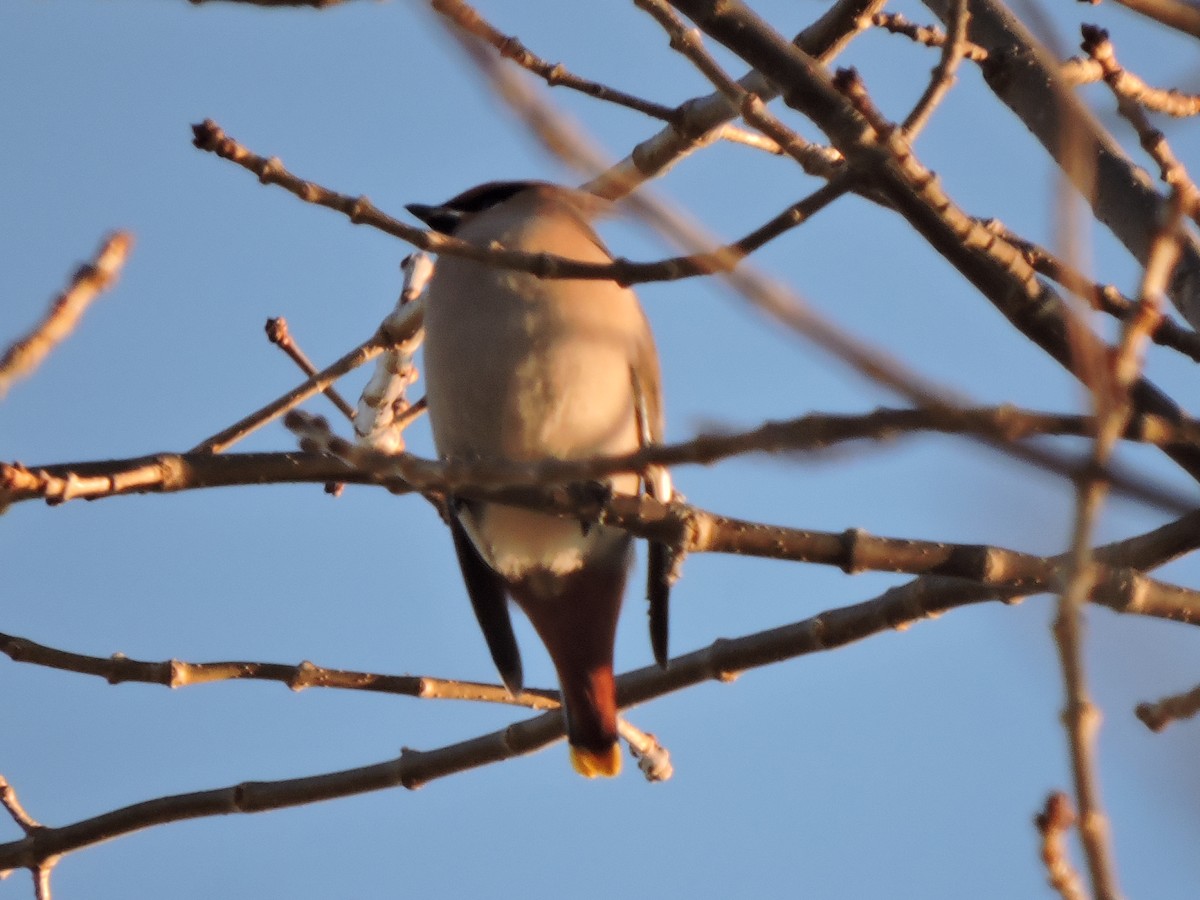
[919,0,1200,330]
[1106,0,1200,40]
[7,399,1197,513]
[901,0,971,138]
[0,634,671,782]
[0,777,42,836]
[0,452,414,510]
[1055,502,1122,900]
[430,0,680,123]
[1082,25,1200,221]
[1035,793,1089,900]
[1044,80,1187,900]
[585,0,884,199]
[663,0,1200,487]
[190,331,387,453]
[878,9,1200,117]
[3,512,1197,876]
[0,632,554,709]
[191,118,833,282]
[986,220,1200,363]
[0,232,132,400]
[1062,54,1200,117]
[264,317,357,421]
[1136,681,1200,731]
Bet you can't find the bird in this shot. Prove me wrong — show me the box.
[408,181,672,778]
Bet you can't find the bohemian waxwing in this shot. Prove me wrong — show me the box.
[408,181,671,778]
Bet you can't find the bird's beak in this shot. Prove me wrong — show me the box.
[406,203,461,235]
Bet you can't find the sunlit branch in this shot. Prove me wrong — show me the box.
[0,232,132,400]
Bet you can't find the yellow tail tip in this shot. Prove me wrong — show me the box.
[570,743,622,778]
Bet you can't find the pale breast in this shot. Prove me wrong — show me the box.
[423,190,650,481]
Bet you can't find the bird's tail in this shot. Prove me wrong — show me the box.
[561,661,621,778]
[511,554,628,779]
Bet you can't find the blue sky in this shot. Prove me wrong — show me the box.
[3,1,1200,897]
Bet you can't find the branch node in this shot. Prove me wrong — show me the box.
[839,527,867,573]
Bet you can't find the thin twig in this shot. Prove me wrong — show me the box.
[901,0,970,138]
[192,119,646,282]
[1107,0,1200,40]
[583,0,885,199]
[187,286,423,454]
[1054,490,1121,900]
[1135,681,1200,731]
[0,631,673,781]
[877,9,1200,117]
[192,118,832,283]
[0,777,41,835]
[871,12,989,61]
[0,232,133,399]
[0,633,555,708]
[265,317,357,421]
[0,451,416,510]
[187,0,355,5]
[666,0,1200,486]
[1061,55,1200,117]
[1081,26,1200,222]
[189,331,388,453]
[1035,793,1089,900]
[429,0,680,122]
[988,220,1200,363]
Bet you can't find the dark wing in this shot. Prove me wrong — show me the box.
[448,507,524,694]
[646,541,671,669]
[631,356,672,669]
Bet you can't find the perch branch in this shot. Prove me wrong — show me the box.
[6,400,1198,513]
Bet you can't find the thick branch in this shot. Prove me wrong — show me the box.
[663,0,1200,487]
[921,0,1200,328]
[6,399,1198,514]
